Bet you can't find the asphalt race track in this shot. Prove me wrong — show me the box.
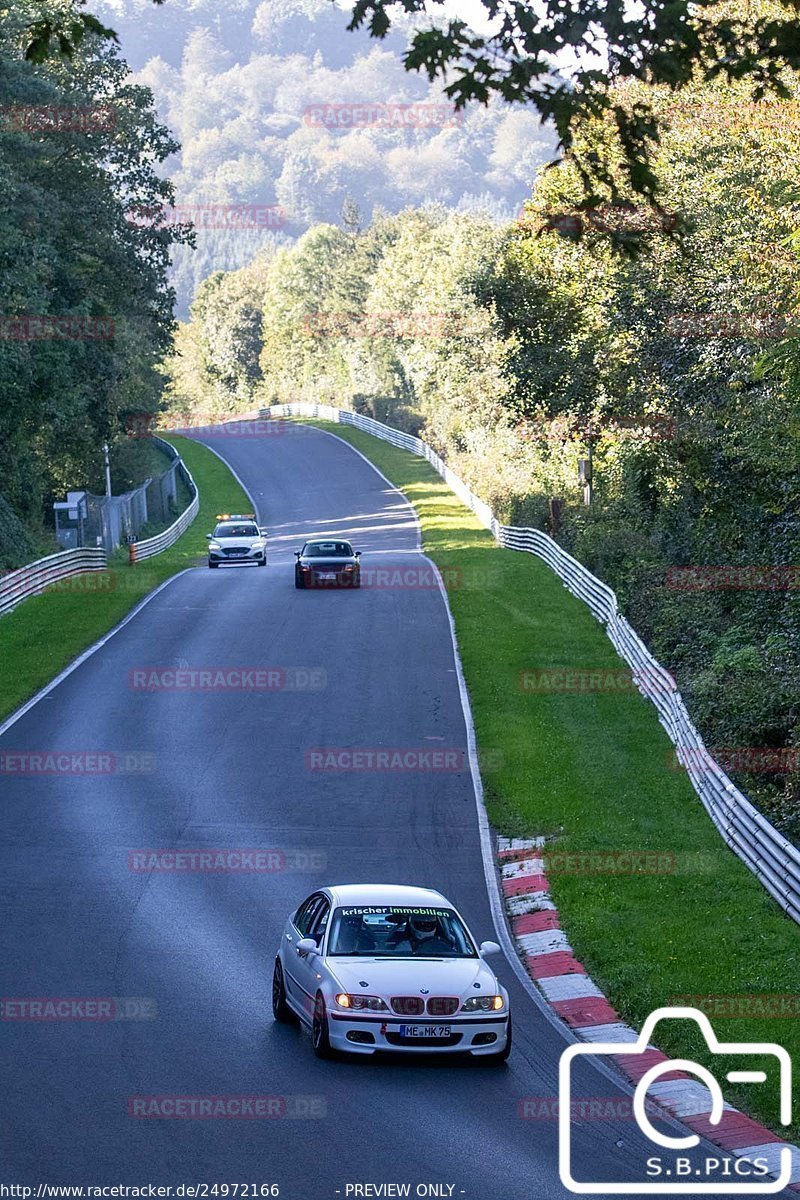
[0,421,781,1199]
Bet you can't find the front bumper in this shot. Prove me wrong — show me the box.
[208,548,265,564]
[299,569,359,588]
[327,1011,509,1055]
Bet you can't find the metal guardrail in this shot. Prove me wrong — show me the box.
[2,439,200,616]
[265,401,800,924]
[130,440,199,561]
[0,548,107,618]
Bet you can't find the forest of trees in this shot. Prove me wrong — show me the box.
[166,71,800,839]
[0,0,188,565]
[91,0,557,315]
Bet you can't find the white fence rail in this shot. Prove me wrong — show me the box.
[265,401,800,924]
[0,548,107,618]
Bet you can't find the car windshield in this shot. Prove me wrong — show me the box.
[215,524,259,538]
[303,541,353,558]
[327,905,478,958]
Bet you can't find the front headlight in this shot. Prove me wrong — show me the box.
[461,995,504,1012]
[335,993,388,1012]
[208,541,221,551]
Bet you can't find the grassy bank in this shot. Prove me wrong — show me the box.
[0,436,250,722]
[306,418,799,1138]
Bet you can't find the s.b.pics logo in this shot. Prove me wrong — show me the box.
[559,1007,792,1194]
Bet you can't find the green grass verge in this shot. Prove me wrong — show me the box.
[306,418,800,1138]
[0,435,251,722]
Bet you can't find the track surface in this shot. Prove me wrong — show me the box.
[0,423,773,1198]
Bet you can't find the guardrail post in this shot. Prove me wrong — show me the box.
[128,538,137,565]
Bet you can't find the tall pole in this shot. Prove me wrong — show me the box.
[103,442,112,498]
[586,420,594,507]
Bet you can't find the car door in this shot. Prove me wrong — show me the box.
[289,896,332,1021]
[283,893,326,1017]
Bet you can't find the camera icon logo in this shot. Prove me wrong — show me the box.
[559,1006,792,1194]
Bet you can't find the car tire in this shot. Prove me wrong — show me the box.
[312,992,333,1058]
[352,572,361,589]
[272,959,295,1024]
[482,1014,512,1063]
[208,560,219,569]
[258,556,267,567]
[295,571,304,589]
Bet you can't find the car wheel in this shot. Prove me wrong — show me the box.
[272,959,295,1024]
[352,571,361,589]
[312,992,333,1058]
[483,1014,512,1063]
[208,560,219,569]
[258,555,267,567]
[294,570,304,589]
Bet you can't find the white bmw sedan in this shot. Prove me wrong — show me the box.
[272,883,511,1060]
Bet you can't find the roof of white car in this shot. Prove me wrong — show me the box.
[326,883,453,908]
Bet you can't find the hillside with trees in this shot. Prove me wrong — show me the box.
[90,0,557,314]
[166,73,800,838]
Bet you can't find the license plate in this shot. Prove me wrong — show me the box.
[230,550,248,556]
[399,1025,451,1039]
[318,571,336,580]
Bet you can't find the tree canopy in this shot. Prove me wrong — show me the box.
[0,0,189,560]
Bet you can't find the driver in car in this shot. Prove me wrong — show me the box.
[400,913,456,956]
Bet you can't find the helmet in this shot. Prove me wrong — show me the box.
[409,915,438,940]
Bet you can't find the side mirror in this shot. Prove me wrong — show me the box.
[354,551,361,557]
[296,937,318,957]
[206,533,213,539]
[259,527,268,536]
[479,940,501,957]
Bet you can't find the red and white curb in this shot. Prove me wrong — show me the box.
[498,837,800,1188]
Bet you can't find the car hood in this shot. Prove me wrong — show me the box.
[326,956,498,999]
[214,537,260,547]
